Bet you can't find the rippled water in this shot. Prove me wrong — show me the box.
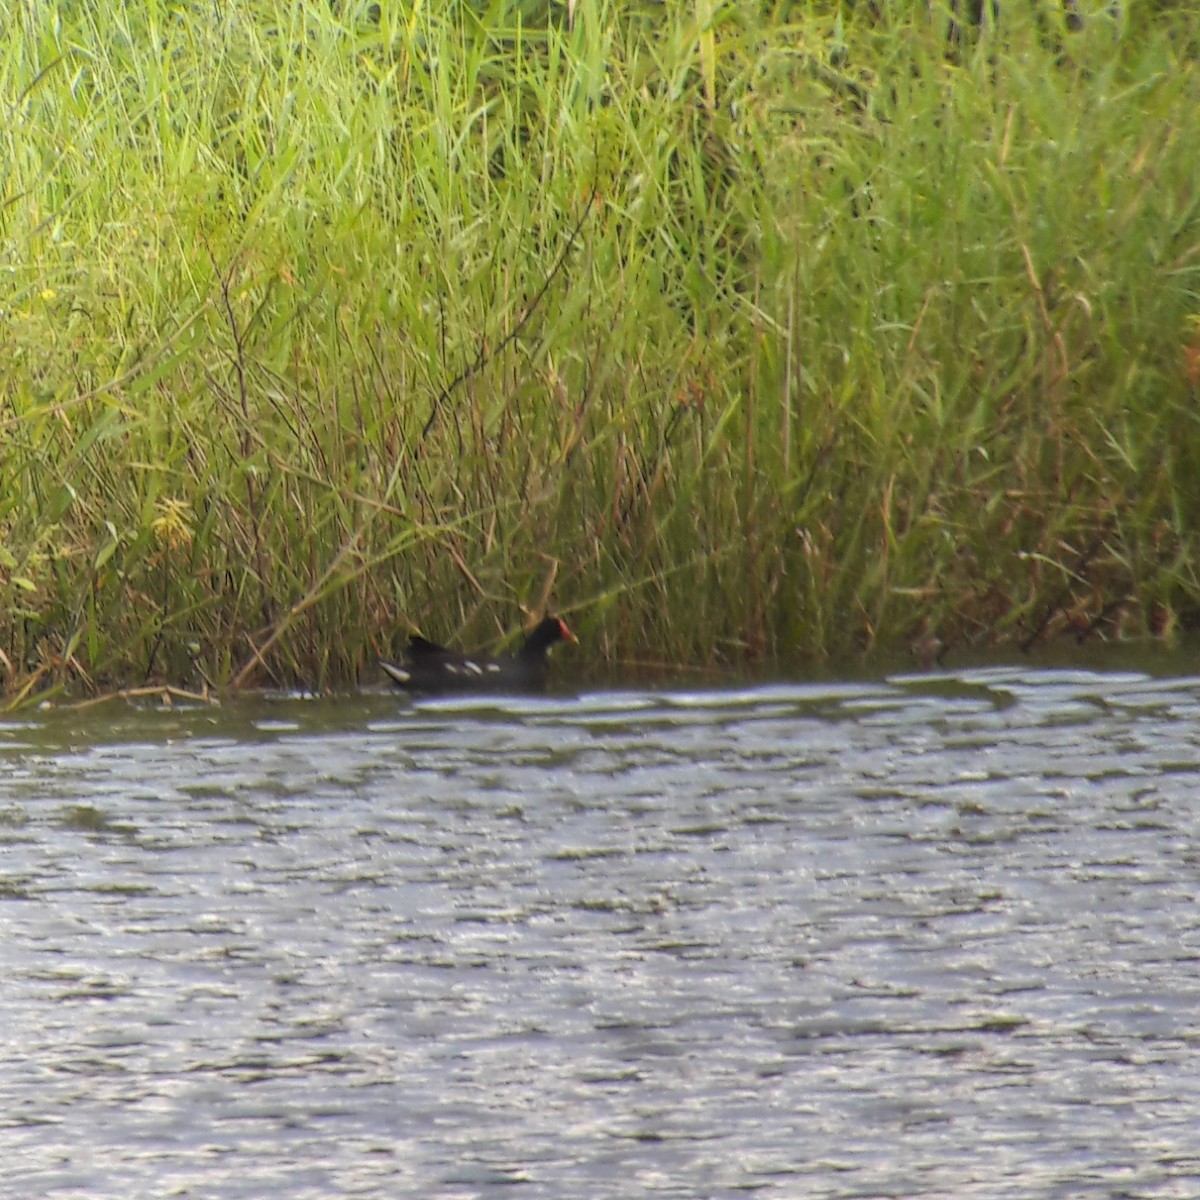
[2,663,1200,1198]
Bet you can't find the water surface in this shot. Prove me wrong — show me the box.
[2,664,1199,1198]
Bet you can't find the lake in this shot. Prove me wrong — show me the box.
[2,659,1199,1198]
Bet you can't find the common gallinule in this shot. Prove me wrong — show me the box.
[380,615,577,693]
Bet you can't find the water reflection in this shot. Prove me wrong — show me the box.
[2,665,1199,1197]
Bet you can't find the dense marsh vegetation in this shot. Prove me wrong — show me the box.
[2,0,1199,699]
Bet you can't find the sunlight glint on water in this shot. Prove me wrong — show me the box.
[1,666,1199,1198]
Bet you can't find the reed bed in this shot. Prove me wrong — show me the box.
[2,0,1199,699]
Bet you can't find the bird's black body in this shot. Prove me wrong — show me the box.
[380,616,576,693]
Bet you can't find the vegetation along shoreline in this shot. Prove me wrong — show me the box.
[2,1,1199,704]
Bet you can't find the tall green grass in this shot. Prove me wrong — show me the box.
[2,0,1199,698]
